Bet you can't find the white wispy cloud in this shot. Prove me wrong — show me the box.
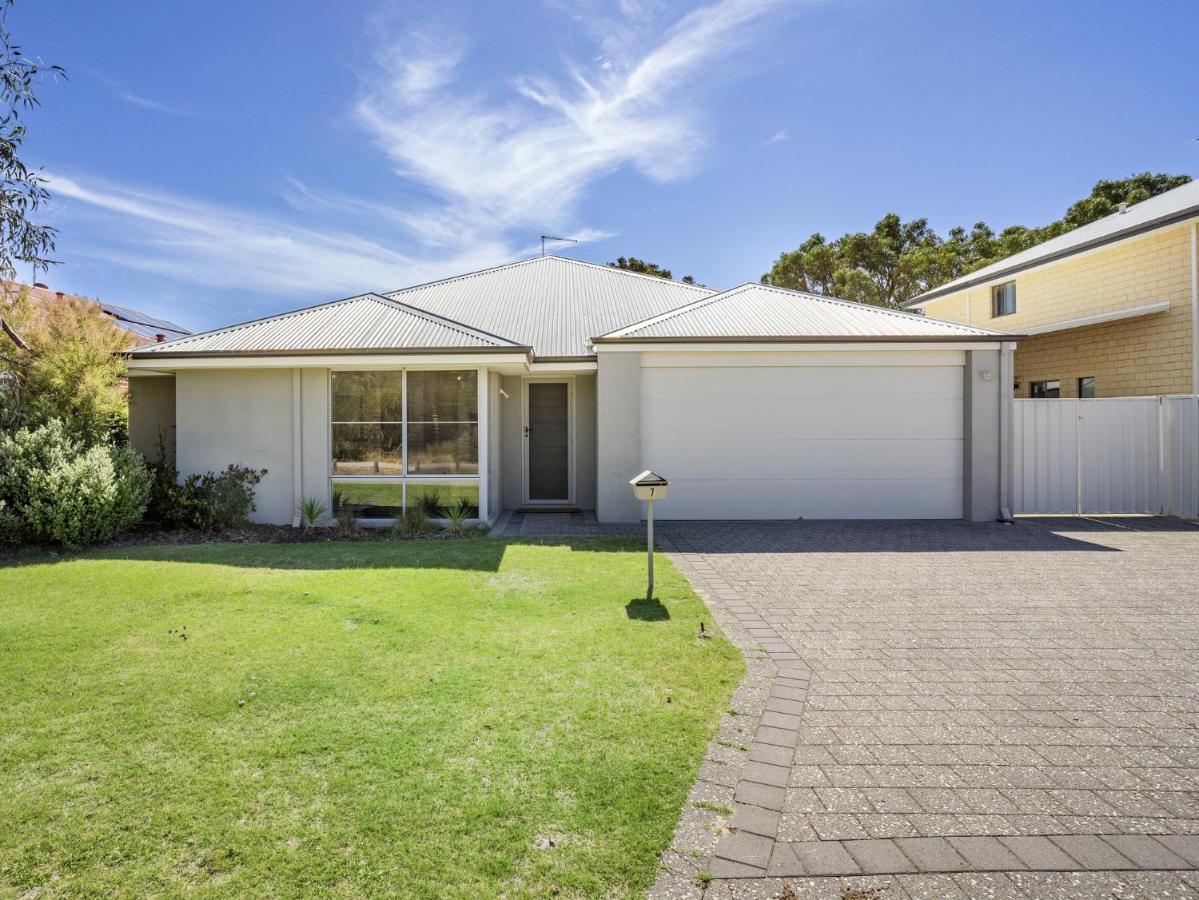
[355,0,786,230]
[121,92,197,117]
[53,0,787,302]
[48,173,507,295]
[765,129,790,145]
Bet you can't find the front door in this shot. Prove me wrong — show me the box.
[526,381,570,502]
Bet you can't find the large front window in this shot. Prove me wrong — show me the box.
[330,370,479,518]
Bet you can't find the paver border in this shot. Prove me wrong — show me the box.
[648,525,1199,899]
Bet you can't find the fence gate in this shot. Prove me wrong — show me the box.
[1012,396,1199,517]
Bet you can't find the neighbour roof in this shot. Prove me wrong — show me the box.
[386,255,714,358]
[598,282,1012,342]
[906,179,1199,306]
[6,281,191,347]
[129,293,527,357]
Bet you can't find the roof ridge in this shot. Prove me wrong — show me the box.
[368,293,523,346]
[744,281,1006,334]
[601,283,743,337]
[385,254,717,299]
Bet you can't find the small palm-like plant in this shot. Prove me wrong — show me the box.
[444,497,472,534]
[295,496,328,529]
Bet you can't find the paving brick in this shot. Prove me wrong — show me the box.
[708,856,764,878]
[893,837,970,872]
[731,803,780,838]
[714,830,773,869]
[786,840,861,876]
[735,781,785,811]
[945,836,1028,871]
[748,742,793,767]
[1049,834,1135,869]
[755,725,800,748]
[1100,834,1189,869]
[999,836,1083,870]
[842,838,917,874]
[1156,834,1199,867]
[742,761,789,788]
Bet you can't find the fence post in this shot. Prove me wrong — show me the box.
[1157,396,1166,515]
[1075,398,1083,516]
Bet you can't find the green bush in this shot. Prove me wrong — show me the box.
[0,420,152,550]
[146,458,266,531]
[392,505,433,538]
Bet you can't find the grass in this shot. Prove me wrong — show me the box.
[0,539,742,899]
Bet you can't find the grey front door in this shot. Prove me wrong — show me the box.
[527,382,569,501]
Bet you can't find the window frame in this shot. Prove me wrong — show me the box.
[1030,379,1061,399]
[991,281,1017,318]
[1078,376,1096,399]
[328,368,481,522]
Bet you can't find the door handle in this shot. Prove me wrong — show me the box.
[524,425,531,438]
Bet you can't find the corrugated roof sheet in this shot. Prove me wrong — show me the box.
[907,179,1199,305]
[130,293,526,356]
[600,283,1010,340]
[386,256,714,358]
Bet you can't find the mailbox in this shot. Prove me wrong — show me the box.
[629,470,670,502]
[630,471,669,599]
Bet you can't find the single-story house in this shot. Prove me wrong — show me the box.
[125,256,1021,525]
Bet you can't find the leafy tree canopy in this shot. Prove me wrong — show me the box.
[609,256,697,284]
[0,286,129,445]
[761,172,1193,308]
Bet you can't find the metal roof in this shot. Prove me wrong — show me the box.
[906,179,1199,306]
[386,255,714,358]
[129,293,527,357]
[597,283,1013,342]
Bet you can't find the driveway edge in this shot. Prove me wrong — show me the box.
[649,534,813,899]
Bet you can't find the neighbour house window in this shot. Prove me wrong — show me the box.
[330,370,479,519]
[1078,376,1095,399]
[1030,379,1060,399]
[991,281,1016,318]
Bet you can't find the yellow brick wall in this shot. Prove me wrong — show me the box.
[917,223,1196,396]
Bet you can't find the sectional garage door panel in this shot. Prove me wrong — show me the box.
[640,362,964,520]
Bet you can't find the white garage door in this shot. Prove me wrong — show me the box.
[640,352,964,519]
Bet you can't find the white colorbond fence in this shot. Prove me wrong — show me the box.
[1012,396,1199,518]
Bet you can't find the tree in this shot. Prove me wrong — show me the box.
[762,173,1192,308]
[0,0,60,356]
[608,256,697,284]
[0,285,129,444]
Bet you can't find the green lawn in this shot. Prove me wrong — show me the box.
[0,539,742,899]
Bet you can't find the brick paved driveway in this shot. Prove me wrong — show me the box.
[651,517,1199,899]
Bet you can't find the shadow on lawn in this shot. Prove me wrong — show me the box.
[4,536,646,572]
[625,597,670,621]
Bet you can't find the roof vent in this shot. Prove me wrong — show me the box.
[55,291,64,300]
[1118,202,1128,214]
[33,282,48,289]
[155,333,166,343]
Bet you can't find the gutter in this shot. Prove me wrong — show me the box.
[905,206,1199,307]
[591,333,1023,345]
[126,345,534,360]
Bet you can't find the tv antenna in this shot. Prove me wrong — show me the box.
[540,234,578,256]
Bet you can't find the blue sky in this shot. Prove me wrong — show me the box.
[17,0,1199,331]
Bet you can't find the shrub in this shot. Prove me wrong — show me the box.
[0,500,24,547]
[0,420,152,549]
[332,491,358,532]
[146,460,267,531]
[296,496,328,529]
[392,505,432,538]
[445,497,472,534]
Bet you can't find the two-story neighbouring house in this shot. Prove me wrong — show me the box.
[903,180,1199,399]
